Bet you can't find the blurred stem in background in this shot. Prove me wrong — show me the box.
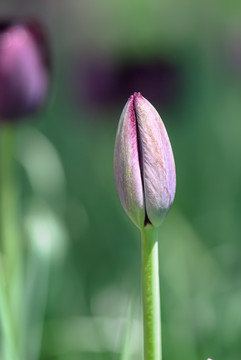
[0,126,53,360]
[0,253,18,360]
[1,126,15,267]
[141,226,161,360]
[0,126,22,360]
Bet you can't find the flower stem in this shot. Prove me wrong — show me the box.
[0,258,18,360]
[1,126,16,263]
[0,125,20,360]
[141,225,161,360]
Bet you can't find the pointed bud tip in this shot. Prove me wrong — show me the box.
[129,92,142,102]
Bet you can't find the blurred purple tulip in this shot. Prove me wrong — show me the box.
[114,93,176,229]
[0,19,50,121]
[71,54,180,117]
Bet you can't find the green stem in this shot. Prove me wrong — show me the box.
[24,249,50,360]
[0,125,20,360]
[1,126,15,258]
[0,259,18,360]
[141,225,161,360]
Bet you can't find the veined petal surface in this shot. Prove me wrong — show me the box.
[114,96,145,228]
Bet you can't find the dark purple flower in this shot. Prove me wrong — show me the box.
[114,93,176,229]
[71,53,180,117]
[0,19,50,121]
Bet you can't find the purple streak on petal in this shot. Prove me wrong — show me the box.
[114,95,145,228]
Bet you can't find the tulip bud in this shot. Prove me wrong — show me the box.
[114,92,176,229]
[0,19,50,121]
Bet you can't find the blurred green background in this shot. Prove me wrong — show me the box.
[1,1,241,359]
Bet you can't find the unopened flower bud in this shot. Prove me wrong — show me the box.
[114,92,176,229]
[0,19,50,121]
